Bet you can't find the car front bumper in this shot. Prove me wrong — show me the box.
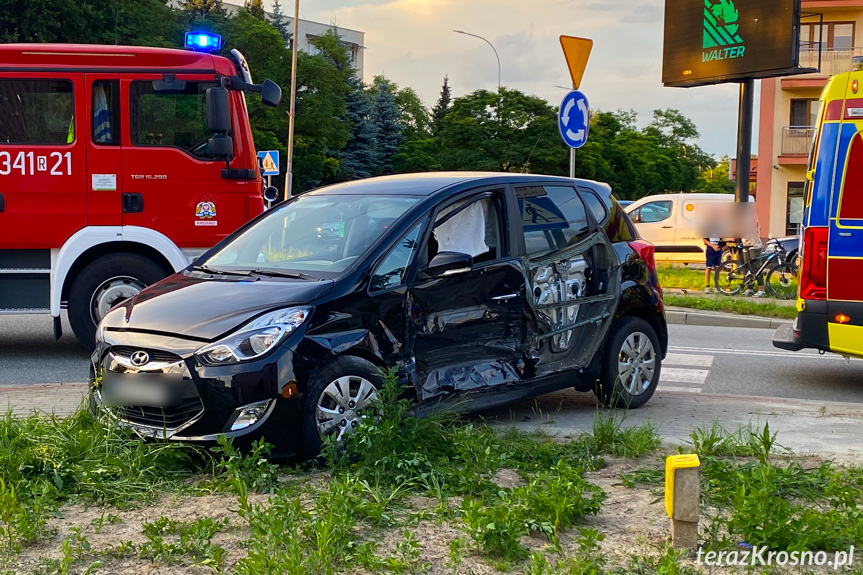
[91,333,310,455]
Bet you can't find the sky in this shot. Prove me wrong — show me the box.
[281,0,761,159]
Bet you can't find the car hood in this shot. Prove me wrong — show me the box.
[100,271,335,341]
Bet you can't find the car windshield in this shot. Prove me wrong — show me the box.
[202,194,419,279]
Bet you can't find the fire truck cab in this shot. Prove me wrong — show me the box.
[0,41,280,349]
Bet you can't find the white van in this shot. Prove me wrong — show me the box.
[624,193,757,264]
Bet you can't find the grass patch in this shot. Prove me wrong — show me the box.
[657,265,706,290]
[616,422,863,553]
[0,409,205,552]
[663,294,797,319]
[11,372,863,573]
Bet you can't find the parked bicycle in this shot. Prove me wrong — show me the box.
[715,242,798,299]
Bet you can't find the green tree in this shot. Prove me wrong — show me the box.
[0,0,183,46]
[437,88,566,174]
[245,0,266,20]
[293,31,352,189]
[339,76,379,181]
[180,0,225,21]
[371,76,405,175]
[695,155,735,193]
[430,75,451,136]
[271,0,291,41]
[394,86,431,142]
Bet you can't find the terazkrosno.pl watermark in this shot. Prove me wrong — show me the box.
[697,546,855,569]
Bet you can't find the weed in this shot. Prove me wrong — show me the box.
[101,540,136,559]
[688,421,784,461]
[517,529,607,575]
[139,515,228,569]
[461,460,604,559]
[53,528,94,575]
[446,537,466,572]
[210,436,280,497]
[619,467,664,489]
[235,486,358,575]
[0,477,48,553]
[89,511,121,533]
[621,543,697,574]
[590,411,660,457]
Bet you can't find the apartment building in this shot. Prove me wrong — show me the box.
[756,0,863,239]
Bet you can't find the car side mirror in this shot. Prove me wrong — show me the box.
[631,213,641,223]
[423,251,473,278]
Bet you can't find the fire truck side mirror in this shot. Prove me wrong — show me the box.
[263,186,279,203]
[206,87,231,134]
[207,135,233,160]
[260,79,282,108]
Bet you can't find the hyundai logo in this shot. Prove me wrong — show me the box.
[130,351,150,367]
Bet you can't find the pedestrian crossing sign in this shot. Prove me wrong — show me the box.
[257,150,280,176]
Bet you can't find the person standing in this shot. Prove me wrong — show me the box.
[703,237,721,293]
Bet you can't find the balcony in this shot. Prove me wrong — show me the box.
[780,126,815,165]
[797,47,863,76]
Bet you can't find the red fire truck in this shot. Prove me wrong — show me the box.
[0,36,281,349]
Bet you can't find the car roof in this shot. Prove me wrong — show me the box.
[309,172,604,197]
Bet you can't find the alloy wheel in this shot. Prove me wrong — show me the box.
[616,331,657,396]
[315,375,377,443]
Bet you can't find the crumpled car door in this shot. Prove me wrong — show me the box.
[516,185,622,377]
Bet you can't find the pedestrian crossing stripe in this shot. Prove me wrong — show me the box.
[659,352,713,394]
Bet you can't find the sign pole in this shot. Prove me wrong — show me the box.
[285,0,300,201]
[569,80,577,178]
[734,79,754,203]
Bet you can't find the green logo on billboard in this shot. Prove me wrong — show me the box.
[702,0,745,61]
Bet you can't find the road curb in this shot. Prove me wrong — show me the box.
[666,308,788,330]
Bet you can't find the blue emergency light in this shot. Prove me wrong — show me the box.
[185,32,222,52]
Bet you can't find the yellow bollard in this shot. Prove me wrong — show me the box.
[665,454,701,549]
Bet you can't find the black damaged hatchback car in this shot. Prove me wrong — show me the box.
[92,173,667,457]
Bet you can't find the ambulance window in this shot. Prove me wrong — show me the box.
[91,81,120,146]
[130,81,218,159]
[516,185,590,257]
[839,133,863,220]
[0,79,74,145]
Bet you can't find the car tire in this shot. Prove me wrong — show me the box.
[593,316,661,409]
[68,253,168,351]
[300,355,383,458]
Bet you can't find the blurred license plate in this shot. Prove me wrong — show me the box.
[101,373,185,407]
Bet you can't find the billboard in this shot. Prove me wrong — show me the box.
[663,0,807,87]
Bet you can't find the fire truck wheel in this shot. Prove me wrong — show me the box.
[68,253,169,350]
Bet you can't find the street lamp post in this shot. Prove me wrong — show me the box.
[453,29,501,95]
[285,0,300,200]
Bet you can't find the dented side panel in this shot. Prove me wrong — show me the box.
[525,230,622,377]
[406,260,527,401]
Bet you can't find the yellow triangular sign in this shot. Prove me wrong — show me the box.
[560,36,593,90]
[262,152,278,173]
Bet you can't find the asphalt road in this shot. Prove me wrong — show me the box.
[1,315,862,405]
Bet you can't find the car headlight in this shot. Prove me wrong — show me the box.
[196,307,311,365]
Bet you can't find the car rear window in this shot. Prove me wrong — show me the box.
[515,185,590,257]
[579,189,608,225]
